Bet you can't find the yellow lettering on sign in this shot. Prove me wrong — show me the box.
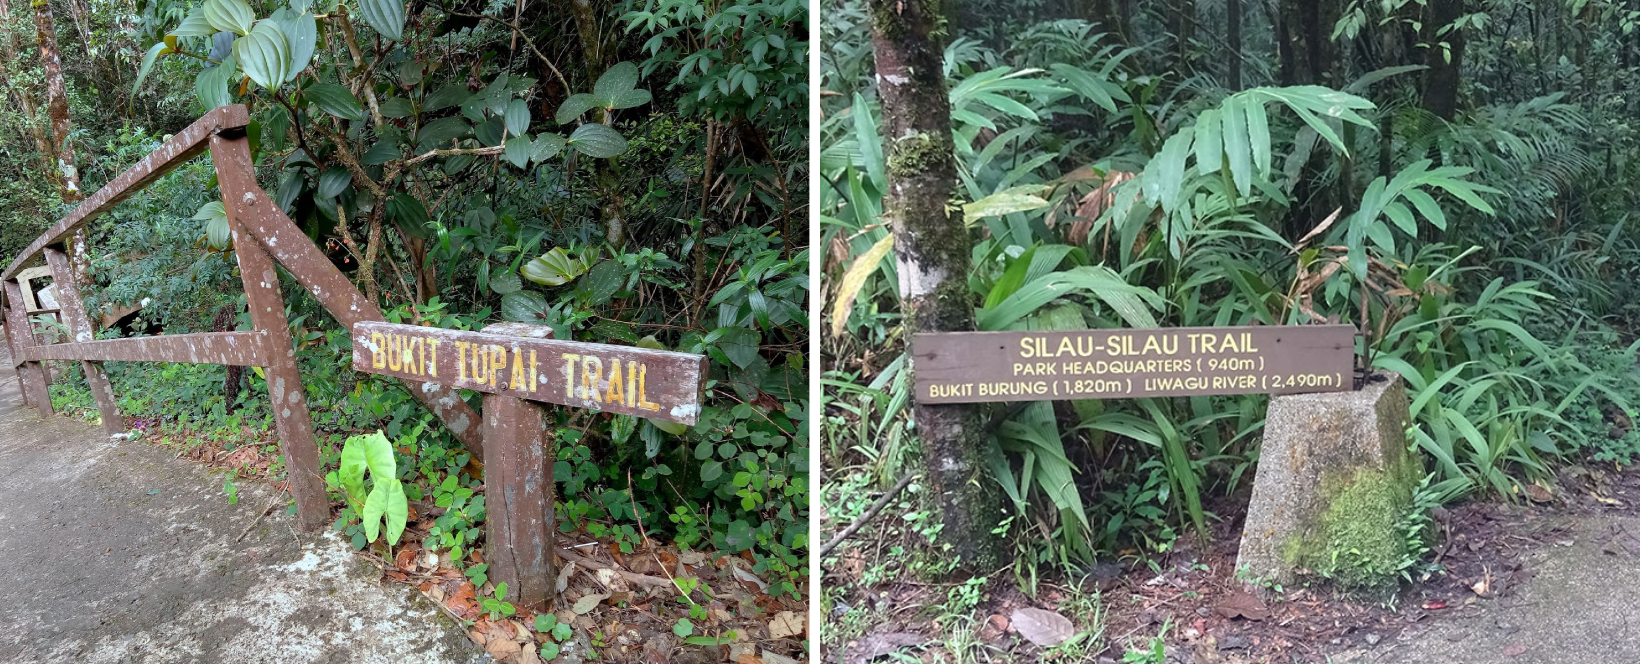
[582,356,604,402]
[488,345,506,388]
[409,337,424,376]
[386,335,403,371]
[425,339,439,378]
[472,344,489,385]
[637,363,659,411]
[509,346,525,390]
[455,341,470,381]
[627,360,638,406]
[606,358,626,405]
[561,354,580,399]
[370,332,385,368]
[1019,337,1036,359]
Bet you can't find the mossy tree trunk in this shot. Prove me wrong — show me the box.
[869,0,1003,570]
[31,0,92,288]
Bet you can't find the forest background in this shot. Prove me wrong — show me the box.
[0,0,809,656]
[822,0,1640,658]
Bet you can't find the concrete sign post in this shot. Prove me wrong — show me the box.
[351,320,707,608]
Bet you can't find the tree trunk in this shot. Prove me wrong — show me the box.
[1170,0,1196,74]
[1226,0,1242,89]
[568,0,628,248]
[1420,0,1466,120]
[870,0,1003,570]
[32,0,93,289]
[1277,0,1340,240]
[0,0,53,174]
[32,0,80,203]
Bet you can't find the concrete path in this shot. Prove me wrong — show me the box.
[1333,512,1640,664]
[0,352,487,663]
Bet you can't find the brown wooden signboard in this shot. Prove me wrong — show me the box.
[351,320,708,608]
[351,320,708,425]
[913,325,1355,404]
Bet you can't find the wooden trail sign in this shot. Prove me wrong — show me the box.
[914,325,1355,404]
[351,320,709,609]
[351,320,708,425]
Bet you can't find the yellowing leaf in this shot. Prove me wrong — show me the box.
[828,234,893,337]
[963,185,1051,225]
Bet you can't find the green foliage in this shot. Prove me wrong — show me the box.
[330,431,409,546]
[822,0,1640,591]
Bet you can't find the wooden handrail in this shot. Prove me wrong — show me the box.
[1,105,250,281]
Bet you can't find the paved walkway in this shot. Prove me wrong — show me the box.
[0,351,486,663]
[1347,512,1640,664]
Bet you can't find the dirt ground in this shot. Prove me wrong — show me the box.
[826,457,1640,664]
[0,352,485,663]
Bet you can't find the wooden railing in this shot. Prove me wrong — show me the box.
[0,105,483,532]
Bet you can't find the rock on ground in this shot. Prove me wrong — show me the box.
[0,353,487,663]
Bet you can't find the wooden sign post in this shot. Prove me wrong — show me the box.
[351,320,707,608]
[913,324,1356,403]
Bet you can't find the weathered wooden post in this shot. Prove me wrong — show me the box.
[3,279,53,416]
[210,133,329,532]
[352,320,707,608]
[42,247,123,435]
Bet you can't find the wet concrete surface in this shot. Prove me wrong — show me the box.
[0,352,487,663]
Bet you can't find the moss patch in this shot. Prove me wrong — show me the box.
[1294,454,1423,592]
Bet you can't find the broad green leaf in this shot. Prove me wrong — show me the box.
[337,433,371,513]
[1245,98,1271,178]
[360,430,396,480]
[204,0,255,36]
[415,116,470,152]
[232,20,291,90]
[531,133,567,164]
[608,89,651,109]
[1192,108,1221,174]
[275,10,317,81]
[504,98,530,136]
[386,193,428,234]
[829,234,892,337]
[978,266,1163,330]
[361,140,399,165]
[306,83,365,121]
[501,290,549,322]
[356,0,405,41]
[569,123,627,158]
[380,479,408,544]
[593,61,640,105]
[503,135,531,168]
[490,271,522,295]
[133,43,171,96]
[362,480,387,541]
[194,54,237,110]
[709,327,761,369]
[193,201,230,250]
[1220,96,1252,197]
[170,9,217,38]
[424,84,470,111]
[576,260,624,305]
[475,116,505,147]
[317,166,351,199]
[554,93,598,124]
[521,247,587,286]
[962,185,1050,224]
[378,96,414,118]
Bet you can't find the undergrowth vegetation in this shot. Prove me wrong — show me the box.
[823,0,1640,657]
[5,0,808,656]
